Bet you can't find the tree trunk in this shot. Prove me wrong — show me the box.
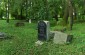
[84,0,85,14]
[73,8,77,20]
[20,7,23,20]
[26,0,28,19]
[42,0,49,20]
[1,11,3,19]
[6,0,9,23]
[68,0,73,30]
[63,1,69,26]
[63,0,73,30]
[54,14,58,21]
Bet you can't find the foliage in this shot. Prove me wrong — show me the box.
[0,0,85,20]
[0,0,85,29]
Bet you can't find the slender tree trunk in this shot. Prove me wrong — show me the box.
[63,0,69,26]
[63,0,73,30]
[83,0,85,20]
[83,0,85,14]
[29,0,32,23]
[54,14,58,21]
[73,7,77,20]
[20,7,23,20]
[68,0,73,30]
[61,0,65,18]
[6,0,9,23]
[44,0,49,20]
[1,11,3,19]
[26,0,28,19]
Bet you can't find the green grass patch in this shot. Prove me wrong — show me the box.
[0,20,85,55]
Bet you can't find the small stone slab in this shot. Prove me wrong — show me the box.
[49,32,55,39]
[35,40,44,46]
[0,32,7,39]
[15,22,25,27]
[51,31,72,44]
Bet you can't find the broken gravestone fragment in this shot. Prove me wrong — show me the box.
[35,40,44,46]
[15,22,25,27]
[51,31,73,44]
[0,32,14,40]
[0,32,7,39]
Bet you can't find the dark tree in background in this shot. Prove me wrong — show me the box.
[6,0,10,23]
[68,0,73,30]
[63,0,73,30]
[25,0,28,19]
[63,0,69,26]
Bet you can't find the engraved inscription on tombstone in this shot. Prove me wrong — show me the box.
[38,21,46,40]
[38,21,50,41]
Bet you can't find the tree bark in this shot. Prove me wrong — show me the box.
[6,0,9,23]
[26,0,28,19]
[83,0,85,20]
[20,6,23,20]
[68,0,73,30]
[63,0,69,26]
[63,0,73,30]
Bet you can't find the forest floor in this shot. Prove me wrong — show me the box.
[0,20,85,55]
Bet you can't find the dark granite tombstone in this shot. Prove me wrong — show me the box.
[38,21,47,41]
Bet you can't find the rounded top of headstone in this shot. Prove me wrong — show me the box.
[38,20,46,26]
[38,20,44,23]
[44,21,49,23]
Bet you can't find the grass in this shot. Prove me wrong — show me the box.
[0,20,85,55]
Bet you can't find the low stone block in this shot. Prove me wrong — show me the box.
[0,32,7,39]
[35,40,44,46]
[15,22,25,27]
[51,31,73,44]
